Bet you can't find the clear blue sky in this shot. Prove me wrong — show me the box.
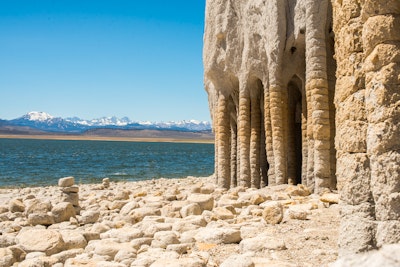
[0,0,209,122]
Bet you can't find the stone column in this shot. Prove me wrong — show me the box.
[362,0,400,247]
[250,87,261,188]
[267,0,287,185]
[238,84,251,187]
[260,93,268,187]
[230,118,238,187]
[213,96,219,185]
[305,0,331,193]
[264,84,275,186]
[332,0,375,255]
[217,91,231,189]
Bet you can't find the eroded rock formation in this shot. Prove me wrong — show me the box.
[204,0,400,256]
[204,0,336,192]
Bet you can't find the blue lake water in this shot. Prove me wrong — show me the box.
[0,138,215,187]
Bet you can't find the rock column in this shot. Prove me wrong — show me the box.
[250,86,262,188]
[267,0,287,185]
[332,0,375,255]
[238,85,251,188]
[362,0,400,248]
[305,0,331,193]
[333,0,400,255]
[59,176,80,214]
[217,92,231,189]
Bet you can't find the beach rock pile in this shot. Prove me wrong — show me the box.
[102,178,110,189]
[58,177,80,215]
[0,176,340,266]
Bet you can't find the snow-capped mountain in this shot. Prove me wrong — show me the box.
[9,112,89,133]
[4,111,212,133]
[23,111,54,121]
[65,116,132,127]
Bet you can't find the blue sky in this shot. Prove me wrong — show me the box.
[0,0,209,122]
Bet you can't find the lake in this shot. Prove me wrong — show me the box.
[0,138,215,187]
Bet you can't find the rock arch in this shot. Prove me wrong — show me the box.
[286,75,304,185]
[204,0,336,193]
[204,0,400,256]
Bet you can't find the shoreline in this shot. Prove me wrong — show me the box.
[0,134,215,144]
[0,176,209,190]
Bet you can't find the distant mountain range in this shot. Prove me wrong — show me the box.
[0,112,213,138]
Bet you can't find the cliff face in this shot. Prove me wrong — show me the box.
[204,0,400,256]
[332,0,400,256]
[204,0,336,193]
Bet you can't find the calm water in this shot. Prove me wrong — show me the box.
[0,138,214,187]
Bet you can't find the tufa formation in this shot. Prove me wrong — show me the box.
[203,0,400,256]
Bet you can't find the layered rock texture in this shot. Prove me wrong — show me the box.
[204,0,400,256]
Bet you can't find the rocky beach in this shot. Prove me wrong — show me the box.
[0,176,341,266]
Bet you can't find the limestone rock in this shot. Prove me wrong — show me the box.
[52,202,76,223]
[62,192,79,206]
[213,206,235,220]
[28,212,55,226]
[262,201,283,225]
[78,210,100,224]
[149,257,205,267]
[60,230,87,250]
[132,249,179,266]
[172,215,207,233]
[218,194,243,208]
[9,199,25,213]
[61,186,79,194]
[249,193,268,205]
[88,240,133,259]
[166,243,191,254]
[114,190,130,200]
[25,199,52,215]
[0,205,8,214]
[102,178,110,188]
[331,244,400,267]
[320,193,339,204]
[151,231,179,249]
[286,206,309,220]
[108,200,128,210]
[129,207,161,224]
[220,254,255,267]
[58,177,75,187]
[200,184,215,194]
[180,203,202,217]
[114,248,137,265]
[83,231,100,242]
[17,229,65,255]
[143,222,172,237]
[100,227,142,242]
[130,237,153,250]
[240,234,287,253]
[50,248,84,264]
[187,194,214,211]
[0,235,16,249]
[195,227,241,244]
[119,200,139,215]
[0,247,16,267]
[285,185,311,197]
